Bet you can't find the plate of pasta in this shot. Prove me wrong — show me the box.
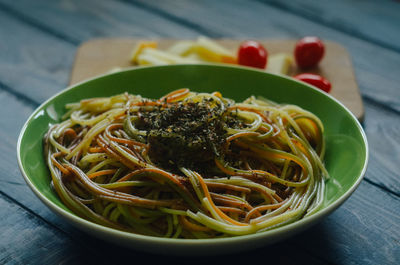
[17,64,368,255]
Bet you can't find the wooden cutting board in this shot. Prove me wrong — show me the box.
[70,38,364,121]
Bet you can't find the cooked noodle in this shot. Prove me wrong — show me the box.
[44,88,328,238]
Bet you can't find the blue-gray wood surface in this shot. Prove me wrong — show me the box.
[1,0,399,264]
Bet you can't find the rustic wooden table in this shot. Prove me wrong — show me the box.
[1,0,399,264]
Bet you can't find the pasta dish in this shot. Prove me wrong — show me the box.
[44,88,328,238]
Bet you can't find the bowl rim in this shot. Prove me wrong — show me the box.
[17,64,369,247]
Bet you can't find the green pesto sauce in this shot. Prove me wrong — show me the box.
[136,99,231,174]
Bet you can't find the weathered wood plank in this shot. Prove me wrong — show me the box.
[125,0,400,112]
[0,9,74,104]
[0,0,200,104]
[0,192,99,265]
[289,181,400,265]
[363,100,400,194]
[259,0,400,52]
[0,0,198,42]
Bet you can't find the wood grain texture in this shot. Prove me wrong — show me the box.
[291,181,400,265]
[363,100,400,194]
[69,38,364,120]
[0,0,198,104]
[0,0,199,41]
[127,0,400,112]
[259,0,400,52]
[0,192,99,265]
[0,9,74,104]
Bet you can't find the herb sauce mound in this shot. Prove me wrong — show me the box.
[137,98,228,173]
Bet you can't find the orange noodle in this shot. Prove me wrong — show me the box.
[44,89,328,238]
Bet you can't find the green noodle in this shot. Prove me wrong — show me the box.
[44,88,328,238]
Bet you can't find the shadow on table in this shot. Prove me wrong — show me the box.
[64,222,336,265]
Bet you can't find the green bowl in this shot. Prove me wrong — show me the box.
[17,64,368,255]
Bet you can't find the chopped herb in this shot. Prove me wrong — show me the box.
[136,99,231,174]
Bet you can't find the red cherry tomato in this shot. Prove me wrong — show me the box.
[294,37,325,68]
[238,41,268,69]
[294,73,331,93]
